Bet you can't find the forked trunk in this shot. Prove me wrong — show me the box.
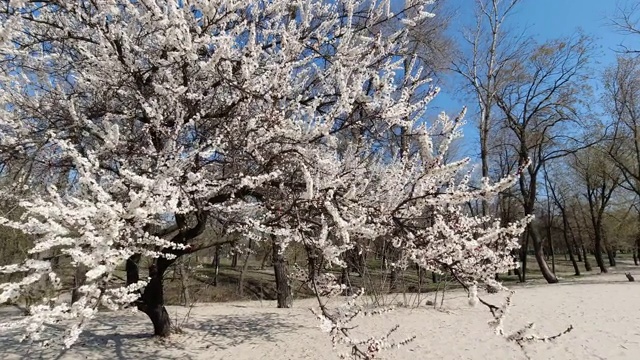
[142,262,172,336]
[126,255,173,337]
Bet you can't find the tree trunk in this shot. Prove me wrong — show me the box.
[519,230,529,283]
[238,239,253,297]
[231,250,239,268]
[593,226,608,273]
[561,212,580,276]
[573,232,583,262]
[272,239,292,308]
[178,259,190,306]
[550,236,556,275]
[529,225,558,283]
[581,244,592,271]
[126,257,173,337]
[305,245,319,279]
[212,245,220,287]
[71,264,86,304]
[606,247,616,267]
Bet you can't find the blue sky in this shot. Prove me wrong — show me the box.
[422,0,635,159]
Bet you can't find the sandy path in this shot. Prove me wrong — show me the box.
[2,274,639,359]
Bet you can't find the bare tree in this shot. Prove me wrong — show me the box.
[452,0,527,216]
[611,2,640,54]
[605,55,640,268]
[543,163,580,276]
[571,144,622,272]
[492,35,594,283]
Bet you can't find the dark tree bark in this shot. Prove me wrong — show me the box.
[127,258,173,337]
[545,174,580,277]
[272,238,292,308]
[71,264,86,304]
[571,207,592,271]
[529,225,558,283]
[519,230,529,283]
[561,212,580,276]
[125,211,208,337]
[589,210,608,273]
[572,228,583,262]
[305,244,319,279]
[581,244,592,271]
[606,246,616,267]
[231,251,239,268]
[212,245,220,287]
[548,230,556,275]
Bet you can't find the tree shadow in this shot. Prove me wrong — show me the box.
[180,312,300,351]
[0,309,300,359]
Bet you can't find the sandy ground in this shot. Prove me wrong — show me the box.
[1,273,640,360]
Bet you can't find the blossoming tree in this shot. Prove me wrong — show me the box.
[0,0,527,348]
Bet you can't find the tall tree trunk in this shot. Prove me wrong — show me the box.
[581,244,592,271]
[561,212,580,276]
[571,210,592,271]
[571,227,583,262]
[519,229,529,283]
[272,238,292,308]
[520,164,556,283]
[606,246,616,267]
[593,225,608,273]
[548,230,556,274]
[212,245,220,287]
[178,259,190,306]
[529,225,558,283]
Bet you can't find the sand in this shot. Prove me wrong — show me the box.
[1,274,639,359]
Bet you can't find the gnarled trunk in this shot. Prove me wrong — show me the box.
[126,255,173,337]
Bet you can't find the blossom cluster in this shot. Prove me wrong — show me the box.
[0,0,526,348]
